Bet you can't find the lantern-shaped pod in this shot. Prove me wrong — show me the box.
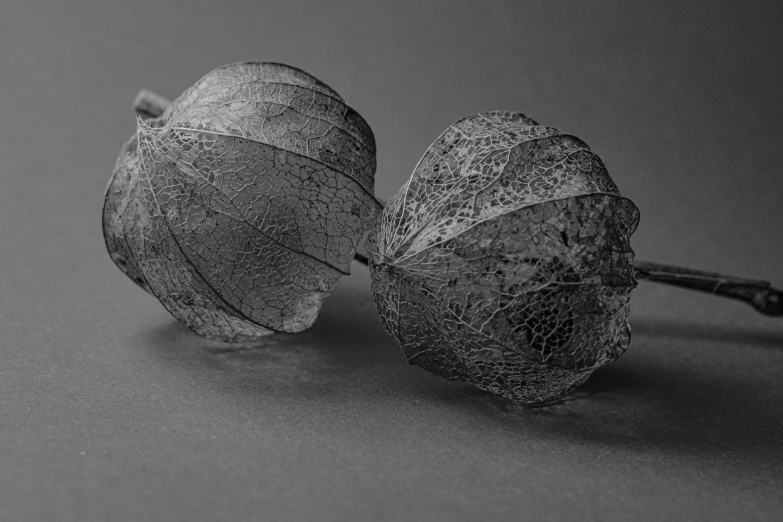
[104,62,380,342]
[367,111,639,403]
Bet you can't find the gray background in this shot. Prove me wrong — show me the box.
[1,0,782,520]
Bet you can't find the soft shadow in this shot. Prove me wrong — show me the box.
[140,280,404,400]
[631,318,783,349]
[140,291,783,469]
[431,317,783,469]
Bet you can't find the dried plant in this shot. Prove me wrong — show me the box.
[103,62,379,342]
[105,66,780,405]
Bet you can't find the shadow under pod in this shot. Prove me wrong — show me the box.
[139,281,409,402]
[431,317,783,475]
[139,284,783,474]
[630,318,783,349]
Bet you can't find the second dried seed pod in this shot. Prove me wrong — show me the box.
[366,111,639,403]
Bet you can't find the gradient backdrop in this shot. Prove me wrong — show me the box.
[1,1,782,520]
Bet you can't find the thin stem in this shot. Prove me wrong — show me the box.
[134,90,780,316]
[133,89,171,119]
[633,261,781,316]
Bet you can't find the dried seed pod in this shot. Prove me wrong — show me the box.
[366,111,640,403]
[103,62,380,342]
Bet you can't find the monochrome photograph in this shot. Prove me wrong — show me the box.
[1,1,781,520]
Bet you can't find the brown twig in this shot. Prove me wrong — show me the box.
[633,261,781,316]
[133,89,171,120]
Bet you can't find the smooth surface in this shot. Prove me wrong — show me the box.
[1,1,782,520]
